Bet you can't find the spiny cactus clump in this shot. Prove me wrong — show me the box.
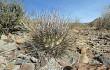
[25,13,72,58]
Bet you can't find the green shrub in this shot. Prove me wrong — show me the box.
[24,13,72,58]
[0,0,24,34]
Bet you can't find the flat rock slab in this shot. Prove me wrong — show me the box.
[0,40,16,51]
[19,63,35,70]
[0,35,16,51]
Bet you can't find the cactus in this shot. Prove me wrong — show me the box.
[24,13,72,58]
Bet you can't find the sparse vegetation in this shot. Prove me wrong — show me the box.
[89,6,110,30]
[68,17,87,30]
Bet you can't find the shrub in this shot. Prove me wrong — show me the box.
[90,6,110,30]
[68,17,87,30]
[0,0,24,35]
[88,6,110,30]
[96,18,110,30]
[24,13,72,58]
[101,6,110,30]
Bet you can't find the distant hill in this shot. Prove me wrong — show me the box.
[88,17,110,30]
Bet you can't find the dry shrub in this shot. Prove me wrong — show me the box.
[24,13,73,58]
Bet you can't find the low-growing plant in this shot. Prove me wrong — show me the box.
[68,17,87,30]
[24,13,73,58]
[89,6,110,30]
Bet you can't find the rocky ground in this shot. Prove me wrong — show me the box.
[0,27,110,70]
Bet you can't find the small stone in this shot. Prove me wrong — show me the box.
[30,57,38,63]
[46,57,61,70]
[97,65,106,70]
[15,36,24,44]
[1,35,7,40]
[72,63,108,70]
[7,63,15,70]
[13,65,20,70]
[19,63,35,70]
[17,54,30,59]
[98,54,110,67]
[79,54,89,64]
[15,60,31,65]
[0,56,7,64]
[0,63,6,70]
[40,59,47,67]
[58,60,69,67]
[0,63,2,68]
[63,66,72,70]
[19,48,29,54]
[5,51,15,61]
[79,46,89,64]
[72,29,79,33]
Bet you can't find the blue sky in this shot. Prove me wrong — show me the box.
[22,0,110,23]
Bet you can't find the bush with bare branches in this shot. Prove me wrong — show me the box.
[24,13,73,58]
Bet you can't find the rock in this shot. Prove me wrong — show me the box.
[7,33,14,43]
[78,35,87,40]
[81,46,86,54]
[17,54,30,59]
[13,65,20,70]
[98,39,106,45]
[77,63,88,70]
[15,36,24,44]
[7,33,12,39]
[30,57,38,63]
[58,60,69,67]
[79,46,89,64]
[47,58,61,70]
[97,65,106,70]
[92,59,100,64]
[19,63,35,70]
[0,63,6,70]
[1,35,7,40]
[63,66,72,70]
[0,34,16,51]
[15,60,24,65]
[72,29,79,33]
[5,51,16,61]
[98,54,110,67]
[39,57,62,70]
[60,50,79,65]
[72,63,107,70]
[107,66,110,70]
[0,39,16,51]
[15,60,31,65]
[79,54,89,64]
[19,48,29,54]
[0,56,7,64]
[7,63,15,70]
[40,58,48,67]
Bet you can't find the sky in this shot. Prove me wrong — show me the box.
[21,0,110,23]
